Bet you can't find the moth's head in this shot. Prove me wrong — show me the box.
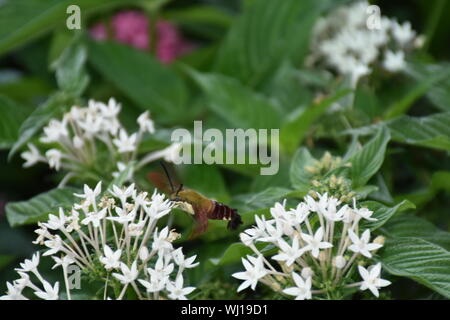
[170,184,184,202]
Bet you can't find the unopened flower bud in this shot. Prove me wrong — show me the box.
[139,247,149,261]
[301,267,314,279]
[73,136,84,149]
[334,255,346,269]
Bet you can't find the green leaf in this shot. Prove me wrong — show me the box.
[179,164,229,203]
[0,0,139,55]
[6,187,79,227]
[361,200,415,231]
[8,92,73,159]
[209,242,253,266]
[384,63,450,118]
[381,237,450,298]
[406,62,450,112]
[386,113,450,151]
[344,112,450,152]
[233,187,294,227]
[88,41,188,124]
[0,95,31,149]
[261,62,314,113]
[189,70,282,129]
[382,216,450,251]
[289,148,316,192]
[165,5,232,28]
[348,126,390,187]
[53,41,89,96]
[214,0,328,86]
[281,89,351,154]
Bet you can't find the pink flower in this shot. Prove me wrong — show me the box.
[90,23,108,41]
[112,11,149,50]
[89,10,194,63]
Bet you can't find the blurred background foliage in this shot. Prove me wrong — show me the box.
[0,0,449,299]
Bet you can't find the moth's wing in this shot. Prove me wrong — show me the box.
[188,207,210,239]
[147,171,173,194]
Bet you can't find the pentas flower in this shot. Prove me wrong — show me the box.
[1,183,198,300]
[308,1,424,87]
[20,98,181,187]
[235,192,390,299]
[0,253,60,301]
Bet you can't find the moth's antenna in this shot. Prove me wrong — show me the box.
[160,161,175,193]
[176,184,183,196]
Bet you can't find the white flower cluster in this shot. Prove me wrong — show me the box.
[0,253,59,300]
[308,1,424,86]
[20,98,181,185]
[1,182,198,300]
[234,193,390,299]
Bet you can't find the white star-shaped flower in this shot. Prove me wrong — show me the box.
[34,281,59,300]
[113,129,137,153]
[272,236,304,266]
[232,255,267,292]
[358,263,391,297]
[16,253,40,272]
[283,272,312,300]
[172,248,199,269]
[110,184,135,206]
[137,111,155,134]
[100,245,122,270]
[348,229,382,258]
[301,227,333,258]
[166,276,195,300]
[45,149,62,171]
[81,208,107,228]
[152,227,173,254]
[113,261,138,284]
[74,182,102,206]
[52,255,75,270]
[21,143,42,168]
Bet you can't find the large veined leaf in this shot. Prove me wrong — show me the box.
[406,62,450,112]
[189,71,282,129]
[348,126,390,187]
[233,187,294,227]
[281,89,351,154]
[179,164,229,203]
[386,113,450,151]
[209,242,254,266]
[8,92,74,159]
[382,216,450,251]
[53,41,89,96]
[289,147,317,192]
[0,0,140,55]
[6,187,79,227]
[360,200,415,231]
[0,95,31,149]
[344,112,450,152]
[214,0,329,86]
[88,41,188,124]
[381,237,450,298]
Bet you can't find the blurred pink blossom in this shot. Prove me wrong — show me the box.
[90,10,193,63]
